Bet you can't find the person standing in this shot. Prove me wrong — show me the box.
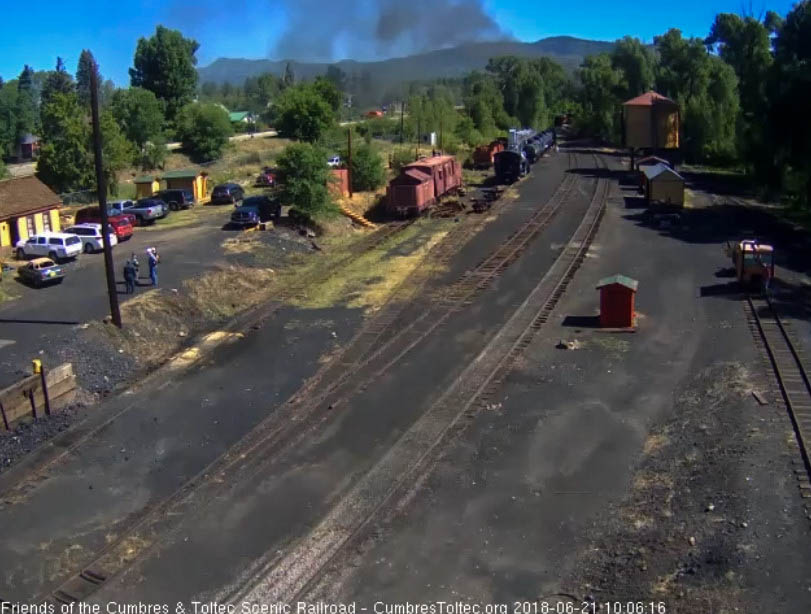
[123,259,136,294]
[148,247,159,287]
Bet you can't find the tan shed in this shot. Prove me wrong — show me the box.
[643,163,684,207]
[162,169,209,203]
[623,91,680,150]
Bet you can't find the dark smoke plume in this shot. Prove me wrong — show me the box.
[272,0,510,61]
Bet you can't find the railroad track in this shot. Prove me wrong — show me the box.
[31,152,584,606]
[747,294,811,480]
[229,157,612,604]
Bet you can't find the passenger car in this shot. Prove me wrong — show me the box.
[254,168,276,187]
[17,258,64,288]
[15,232,82,261]
[211,183,245,205]
[230,195,281,227]
[74,208,136,239]
[327,156,341,168]
[155,189,195,211]
[64,223,118,253]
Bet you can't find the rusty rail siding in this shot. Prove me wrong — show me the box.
[230,158,611,604]
[747,295,811,479]
[36,154,581,605]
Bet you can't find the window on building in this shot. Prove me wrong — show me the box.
[42,212,51,232]
[25,216,35,237]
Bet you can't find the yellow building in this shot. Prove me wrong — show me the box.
[643,163,685,207]
[0,176,62,250]
[623,91,680,150]
[162,169,209,203]
[134,175,161,199]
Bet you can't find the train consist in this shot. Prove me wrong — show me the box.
[494,128,556,184]
[386,154,462,217]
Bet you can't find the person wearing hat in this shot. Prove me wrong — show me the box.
[147,247,159,287]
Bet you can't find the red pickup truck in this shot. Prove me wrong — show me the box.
[74,207,134,241]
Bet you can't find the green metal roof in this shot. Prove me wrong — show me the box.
[229,111,251,122]
[162,169,201,179]
[596,274,638,291]
[134,175,159,183]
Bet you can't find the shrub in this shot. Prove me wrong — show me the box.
[175,102,233,162]
[391,148,416,173]
[276,142,337,216]
[343,143,386,192]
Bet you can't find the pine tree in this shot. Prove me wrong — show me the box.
[76,49,100,107]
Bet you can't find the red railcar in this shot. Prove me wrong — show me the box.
[387,155,462,216]
[472,139,505,169]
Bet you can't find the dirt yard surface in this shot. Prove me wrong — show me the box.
[301,152,811,611]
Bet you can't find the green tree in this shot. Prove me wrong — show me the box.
[344,143,385,192]
[41,58,74,108]
[99,109,136,195]
[313,77,342,113]
[174,102,232,162]
[0,81,19,157]
[276,142,335,216]
[283,62,295,88]
[15,65,37,141]
[654,29,711,107]
[577,54,622,141]
[610,36,656,101]
[139,136,168,171]
[272,83,335,142]
[130,25,199,121]
[75,49,100,107]
[771,0,811,202]
[463,71,509,135]
[111,86,165,148]
[36,91,93,193]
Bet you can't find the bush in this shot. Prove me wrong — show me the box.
[272,83,335,143]
[138,136,168,170]
[391,148,416,173]
[343,143,386,192]
[276,142,337,216]
[175,102,233,162]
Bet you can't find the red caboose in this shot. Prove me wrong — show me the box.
[387,155,462,216]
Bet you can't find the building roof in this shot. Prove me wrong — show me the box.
[623,91,678,107]
[162,169,206,179]
[597,274,639,291]
[134,175,160,184]
[0,175,61,220]
[405,155,456,169]
[636,155,671,168]
[228,111,252,122]
[19,134,39,145]
[643,163,683,181]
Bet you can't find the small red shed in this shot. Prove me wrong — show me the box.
[597,274,638,328]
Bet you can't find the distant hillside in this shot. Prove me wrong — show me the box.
[198,36,615,86]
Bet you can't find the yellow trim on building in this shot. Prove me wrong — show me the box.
[0,222,10,247]
[49,209,61,232]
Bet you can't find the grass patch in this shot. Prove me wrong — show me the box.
[143,205,225,231]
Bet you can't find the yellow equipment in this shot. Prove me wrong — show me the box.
[724,239,774,287]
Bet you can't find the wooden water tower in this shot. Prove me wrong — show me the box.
[622,91,680,170]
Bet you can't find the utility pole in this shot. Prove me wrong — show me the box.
[439,114,443,152]
[399,101,405,144]
[347,127,353,199]
[89,62,122,328]
[416,115,420,160]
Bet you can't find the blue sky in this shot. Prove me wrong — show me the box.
[0,0,797,86]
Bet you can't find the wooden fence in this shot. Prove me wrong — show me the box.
[0,363,77,431]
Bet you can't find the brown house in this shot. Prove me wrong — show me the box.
[622,91,680,150]
[0,176,62,250]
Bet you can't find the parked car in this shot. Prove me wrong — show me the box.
[64,223,118,253]
[211,183,245,205]
[74,207,136,240]
[112,199,167,225]
[327,156,341,167]
[255,168,276,187]
[15,232,82,262]
[155,189,195,211]
[230,195,281,228]
[105,203,138,226]
[17,258,65,288]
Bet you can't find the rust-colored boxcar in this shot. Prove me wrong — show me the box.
[472,140,505,169]
[387,155,462,216]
